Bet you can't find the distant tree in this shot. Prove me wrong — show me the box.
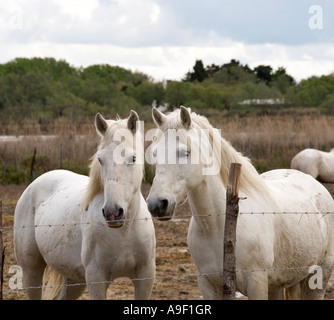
[128,81,165,106]
[205,63,221,77]
[254,65,273,84]
[272,67,295,85]
[166,81,189,108]
[296,74,334,107]
[184,60,208,82]
[242,64,254,74]
[0,57,76,80]
[222,59,240,69]
[81,64,148,86]
[212,59,256,85]
[271,67,295,94]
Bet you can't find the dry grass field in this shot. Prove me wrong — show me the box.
[1,113,334,181]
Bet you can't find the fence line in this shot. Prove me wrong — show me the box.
[2,263,333,296]
[1,211,334,231]
[1,219,332,298]
[2,199,333,298]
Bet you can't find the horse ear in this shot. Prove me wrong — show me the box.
[152,107,167,127]
[95,113,108,137]
[180,105,191,128]
[127,110,139,133]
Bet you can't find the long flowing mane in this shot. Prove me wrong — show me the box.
[158,109,270,196]
[82,117,143,211]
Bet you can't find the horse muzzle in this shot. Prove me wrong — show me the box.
[102,205,125,228]
[147,197,175,221]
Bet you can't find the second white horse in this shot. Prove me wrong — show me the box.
[291,148,334,182]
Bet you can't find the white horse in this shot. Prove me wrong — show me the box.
[291,148,334,183]
[146,106,334,300]
[14,111,156,300]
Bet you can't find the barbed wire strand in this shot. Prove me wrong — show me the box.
[2,207,334,297]
[3,263,333,295]
[1,211,334,230]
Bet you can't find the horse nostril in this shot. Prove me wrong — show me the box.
[160,199,168,212]
[118,207,124,216]
[102,207,106,217]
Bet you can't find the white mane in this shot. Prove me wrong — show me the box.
[158,109,269,196]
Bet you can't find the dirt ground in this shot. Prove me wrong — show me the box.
[1,182,334,300]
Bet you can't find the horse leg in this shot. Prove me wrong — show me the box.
[197,274,223,300]
[85,267,109,300]
[269,285,301,300]
[246,272,268,300]
[21,257,46,300]
[284,283,301,300]
[268,288,284,300]
[132,262,155,300]
[53,278,86,300]
[132,278,154,300]
[14,191,47,299]
[300,263,333,300]
[300,238,334,300]
[15,237,46,300]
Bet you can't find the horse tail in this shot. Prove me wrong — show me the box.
[42,266,63,300]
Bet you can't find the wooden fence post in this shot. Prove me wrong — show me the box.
[30,147,37,180]
[223,163,242,300]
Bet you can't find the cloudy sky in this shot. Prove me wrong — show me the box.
[0,0,334,82]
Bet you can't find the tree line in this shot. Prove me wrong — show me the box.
[0,57,333,123]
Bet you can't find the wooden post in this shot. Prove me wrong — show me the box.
[60,142,63,169]
[30,147,37,180]
[223,163,242,300]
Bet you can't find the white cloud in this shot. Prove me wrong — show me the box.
[0,0,334,82]
[1,41,334,82]
[150,3,161,23]
[52,0,99,22]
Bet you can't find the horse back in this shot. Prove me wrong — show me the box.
[14,170,88,279]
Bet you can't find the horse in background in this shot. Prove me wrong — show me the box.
[291,148,334,183]
[14,111,156,300]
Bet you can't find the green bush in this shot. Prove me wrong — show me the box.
[0,162,27,184]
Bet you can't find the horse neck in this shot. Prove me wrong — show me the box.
[123,189,142,229]
[187,166,272,233]
[187,174,227,233]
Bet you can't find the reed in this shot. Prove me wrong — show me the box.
[1,114,334,184]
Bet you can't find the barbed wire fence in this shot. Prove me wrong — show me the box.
[1,208,334,299]
[1,165,334,300]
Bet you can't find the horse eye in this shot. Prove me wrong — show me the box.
[98,157,102,164]
[152,149,157,158]
[132,156,136,163]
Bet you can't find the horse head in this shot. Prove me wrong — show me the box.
[147,106,215,220]
[85,110,144,228]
